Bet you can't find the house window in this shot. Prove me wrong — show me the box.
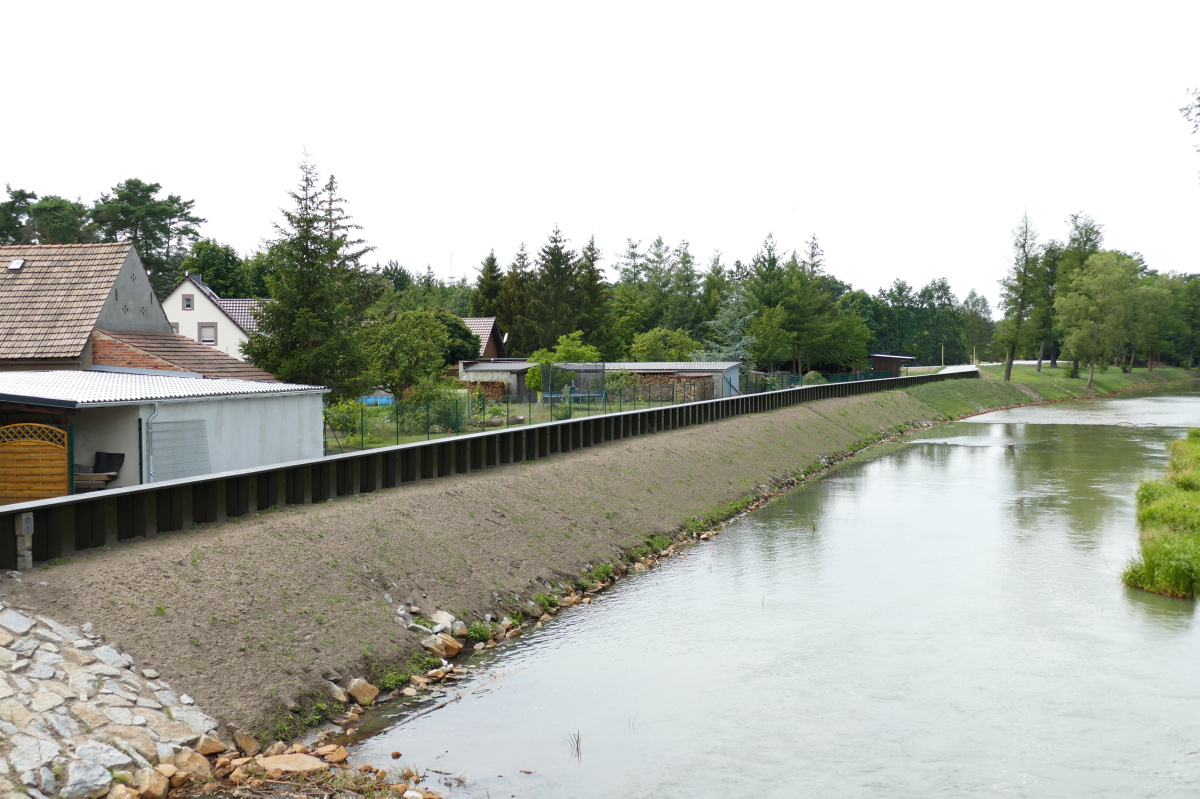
[198,324,217,345]
[182,294,194,310]
[170,322,179,333]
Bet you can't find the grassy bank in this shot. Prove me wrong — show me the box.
[7,367,1196,737]
[978,363,1191,400]
[1123,430,1200,598]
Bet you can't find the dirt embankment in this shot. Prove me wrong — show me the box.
[2,382,1020,734]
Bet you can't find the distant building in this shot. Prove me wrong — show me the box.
[870,354,916,377]
[461,317,507,358]
[161,273,263,361]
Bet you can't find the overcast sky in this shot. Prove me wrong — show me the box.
[4,2,1198,310]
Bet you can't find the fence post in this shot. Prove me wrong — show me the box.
[455,398,460,435]
[360,406,365,451]
[395,403,399,446]
[426,402,430,441]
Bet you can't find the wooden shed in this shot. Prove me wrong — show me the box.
[870,354,916,377]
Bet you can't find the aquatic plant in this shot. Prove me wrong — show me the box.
[1124,429,1200,597]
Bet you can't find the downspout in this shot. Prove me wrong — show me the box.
[146,402,160,483]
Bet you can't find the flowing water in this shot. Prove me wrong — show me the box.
[350,381,1200,797]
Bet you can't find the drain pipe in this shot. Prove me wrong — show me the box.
[146,402,160,483]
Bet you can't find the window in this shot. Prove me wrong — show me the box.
[182,294,194,310]
[198,324,217,345]
[170,322,179,334]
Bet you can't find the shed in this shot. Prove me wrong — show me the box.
[459,359,534,398]
[0,370,327,500]
[870,354,916,377]
[605,362,742,398]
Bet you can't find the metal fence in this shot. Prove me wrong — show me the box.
[2,369,979,571]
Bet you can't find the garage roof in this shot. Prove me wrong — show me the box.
[0,370,326,408]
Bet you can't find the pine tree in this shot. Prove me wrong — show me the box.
[242,160,380,397]
[468,250,504,317]
[497,243,537,356]
[575,236,614,353]
[527,227,580,350]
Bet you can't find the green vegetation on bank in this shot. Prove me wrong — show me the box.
[1123,429,1200,598]
[979,364,1191,399]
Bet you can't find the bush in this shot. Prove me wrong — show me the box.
[1125,429,1200,597]
[325,400,360,435]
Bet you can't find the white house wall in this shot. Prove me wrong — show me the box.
[72,406,143,488]
[140,393,323,481]
[162,283,250,361]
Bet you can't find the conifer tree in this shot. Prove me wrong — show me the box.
[468,250,504,318]
[496,243,537,355]
[527,227,580,350]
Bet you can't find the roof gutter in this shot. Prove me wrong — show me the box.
[0,392,78,410]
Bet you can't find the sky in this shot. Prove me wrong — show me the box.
[4,2,1199,310]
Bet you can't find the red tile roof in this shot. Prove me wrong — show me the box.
[461,317,502,357]
[217,298,263,334]
[95,330,279,382]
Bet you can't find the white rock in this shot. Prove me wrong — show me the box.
[327,682,348,704]
[35,616,80,641]
[11,638,37,654]
[26,663,54,680]
[102,706,133,725]
[153,690,177,706]
[0,610,34,636]
[135,697,162,709]
[75,743,132,768]
[81,623,93,635]
[61,759,111,799]
[171,707,218,735]
[430,610,456,628]
[132,715,145,726]
[90,646,124,669]
[32,629,63,645]
[29,692,62,712]
[179,694,193,705]
[7,735,59,772]
[70,640,93,650]
[140,669,158,680]
[38,766,56,795]
[403,791,424,799]
[32,652,63,667]
[10,660,28,673]
[43,713,78,738]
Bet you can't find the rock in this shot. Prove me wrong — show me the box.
[141,669,159,679]
[346,678,379,706]
[169,771,190,788]
[262,741,287,757]
[450,620,469,638]
[179,694,194,705]
[135,768,169,799]
[30,691,63,712]
[430,610,456,628]
[25,662,54,680]
[420,633,463,658]
[103,706,134,725]
[76,742,132,768]
[90,646,126,669]
[173,747,212,778]
[505,627,523,639]
[104,727,158,763]
[257,754,330,773]
[61,760,112,799]
[143,709,201,746]
[171,706,218,735]
[44,712,80,738]
[7,736,60,772]
[403,791,424,799]
[0,631,12,647]
[0,610,34,635]
[155,743,176,763]
[195,734,226,756]
[323,746,349,764]
[153,690,177,706]
[328,681,349,704]
[233,730,260,757]
[431,623,446,634]
[31,651,63,667]
[499,617,513,630]
[154,764,177,779]
[400,687,417,697]
[108,782,138,799]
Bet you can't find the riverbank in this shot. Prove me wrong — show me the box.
[4,366,1194,746]
[1123,428,1200,598]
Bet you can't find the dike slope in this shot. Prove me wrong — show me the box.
[0,371,1173,735]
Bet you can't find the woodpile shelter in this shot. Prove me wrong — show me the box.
[870,354,916,377]
[0,370,327,505]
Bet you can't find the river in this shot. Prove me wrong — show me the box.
[349,381,1200,797]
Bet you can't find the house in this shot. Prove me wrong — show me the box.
[0,370,327,502]
[0,242,173,371]
[161,273,263,362]
[89,329,277,382]
[461,317,507,358]
[870,354,916,377]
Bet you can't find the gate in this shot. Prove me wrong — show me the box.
[0,424,68,506]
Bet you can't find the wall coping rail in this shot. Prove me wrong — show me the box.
[0,369,978,569]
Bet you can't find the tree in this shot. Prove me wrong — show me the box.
[243,248,283,298]
[1055,252,1136,388]
[1126,278,1173,371]
[915,278,965,366]
[699,252,729,322]
[629,328,702,361]
[27,196,94,244]
[961,290,994,363]
[748,304,793,371]
[432,308,481,365]
[660,241,703,337]
[0,186,36,244]
[361,310,450,402]
[527,227,580,350]
[380,260,414,293]
[575,236,614,353]
[176,239,249,298]
[1183,88,1200,179]
[999,213,1042,381]
[496,243,537,355]
[1056,213,1105,373]
[242,160,380,399]
[525,331,601,394]
[696,281,756,363]
[468,250,503,318]
[92,178,205,297]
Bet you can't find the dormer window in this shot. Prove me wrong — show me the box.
[182,294,194,311]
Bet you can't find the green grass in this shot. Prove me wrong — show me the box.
[1124,429,1200,597]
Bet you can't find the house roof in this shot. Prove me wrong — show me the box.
[589,361,740,372]
[0,370,325,408]
[0,242,134,360]
[869,354,916,361]
[461,361,533,375]
[96,330,278,382]
[461,317,502,356]
[217,298,263,334]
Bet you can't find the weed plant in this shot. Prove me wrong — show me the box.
[1124,429,1200,597]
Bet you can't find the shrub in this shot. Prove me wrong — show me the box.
[465,621,492,644]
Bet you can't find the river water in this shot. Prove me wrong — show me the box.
[351,381,1200,797]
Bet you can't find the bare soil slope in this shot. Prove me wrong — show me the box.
[4,386,995,733]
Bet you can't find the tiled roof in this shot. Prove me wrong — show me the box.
[461,317,498,356]
[97,330,278,382]
[217,298,263,334]
[0,242,133,360]
[578,362,740,371]
[0,370,325,407]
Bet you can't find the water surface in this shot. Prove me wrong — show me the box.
[352,380,1200,797]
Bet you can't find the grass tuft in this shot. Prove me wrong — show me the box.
[1125,429,1200,597]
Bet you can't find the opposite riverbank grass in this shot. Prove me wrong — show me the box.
[5,367,1196,739]
[1124,430,1200,598]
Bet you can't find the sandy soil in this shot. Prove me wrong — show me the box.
[3,388,955,734]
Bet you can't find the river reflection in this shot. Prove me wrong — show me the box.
[351,381,1200,798]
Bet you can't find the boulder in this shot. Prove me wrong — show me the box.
[135,768,169,799]
[328,681,349,704]
[346,678,379,706]
[430,610,456,628]
[104,726,159,763]
[61,760,112,799]
[450,620,469,638]
[90,645,127,669]
[173,746,212,778]
[141,709,200,746]
[195,734,226,756]
[0,610,34,636]
[257,753,330,773]
[7,735,60,772]
[323,746,349,764]
[75,742,132,768]
[233,729,260,757]
[172,706,219,735]
[262,741,288,757]
[109,782,139,799]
